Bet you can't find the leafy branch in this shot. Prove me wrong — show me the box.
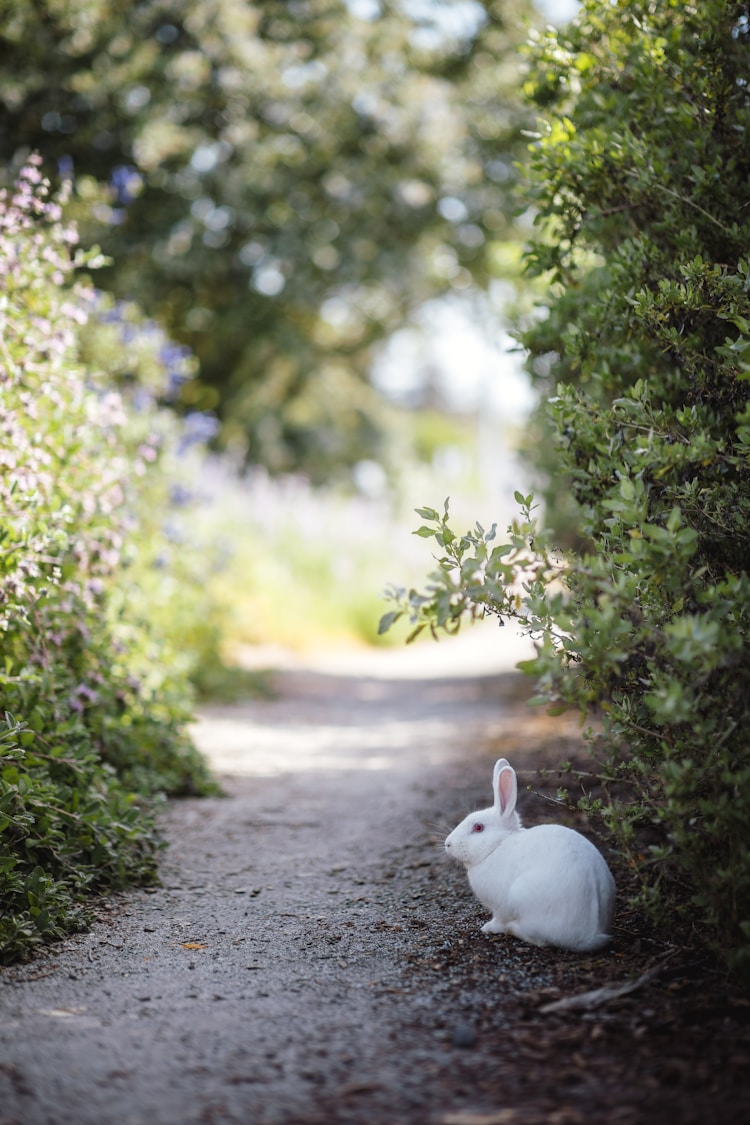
[379,493,572,657]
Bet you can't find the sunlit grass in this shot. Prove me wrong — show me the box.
[194,463,426,655]
[191,435,525,661]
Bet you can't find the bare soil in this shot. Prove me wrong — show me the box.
[1,636,749,1125]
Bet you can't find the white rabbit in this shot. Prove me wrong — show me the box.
[444,758,615,952]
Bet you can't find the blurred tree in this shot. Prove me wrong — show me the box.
[0,0,534,480]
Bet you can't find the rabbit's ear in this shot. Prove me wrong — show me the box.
[494,761,517,819]
[492,758,510,808]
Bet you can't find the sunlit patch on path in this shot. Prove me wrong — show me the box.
[191,621,535,777]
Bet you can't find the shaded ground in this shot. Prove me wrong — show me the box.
[1,632,749,1124]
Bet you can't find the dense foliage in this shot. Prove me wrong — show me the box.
[0,0,534,480]
[0,160,216,962]
[383,0,750,979]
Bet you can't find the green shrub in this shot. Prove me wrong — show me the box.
[383,0,750,980]
[0,158,215,962]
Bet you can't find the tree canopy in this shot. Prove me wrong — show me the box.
[0,0,535,479]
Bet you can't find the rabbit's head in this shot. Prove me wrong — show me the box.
[444,758,522,867]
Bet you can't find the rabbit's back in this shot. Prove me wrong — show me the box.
[468,823,615,951]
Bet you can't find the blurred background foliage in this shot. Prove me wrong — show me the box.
[0,0,538,482]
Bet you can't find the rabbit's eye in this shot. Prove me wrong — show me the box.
[471,822,484,833]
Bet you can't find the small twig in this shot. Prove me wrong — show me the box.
[649,180,735,234]
[540,953,675,1014]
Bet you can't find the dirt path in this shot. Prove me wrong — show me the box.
[1,629,749,1125]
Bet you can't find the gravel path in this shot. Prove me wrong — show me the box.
[1,626,748,1125]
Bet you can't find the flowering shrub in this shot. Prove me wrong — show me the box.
[77,293,234,715]
[0,158,215,962]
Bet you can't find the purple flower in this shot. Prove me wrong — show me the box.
[169,483,193,507]
[109,165,143,206]
[177,411,220,455]
[133,387,155,412]
[70,683,99,712]
[158,341,193,398]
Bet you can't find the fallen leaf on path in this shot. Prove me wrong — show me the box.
[442,1110,519,1125]
[180,942,207,950]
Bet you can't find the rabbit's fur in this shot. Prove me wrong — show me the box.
[445,759,615,952]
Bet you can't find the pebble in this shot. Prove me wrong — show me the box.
[452,1024,478,1048]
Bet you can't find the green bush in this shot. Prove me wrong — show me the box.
[383,0,750,980]
[0,158,215,963]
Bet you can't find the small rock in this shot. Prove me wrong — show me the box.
[452,1024,478,1049]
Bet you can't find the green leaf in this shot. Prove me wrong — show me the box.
[377,610,402,635]
[619,477,635,501]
